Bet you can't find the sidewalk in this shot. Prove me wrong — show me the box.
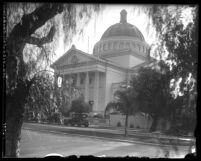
[90,124,195,142]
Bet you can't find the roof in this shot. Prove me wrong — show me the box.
[50,45,131,72]
[100,9,145,41]
[101,23,145,41]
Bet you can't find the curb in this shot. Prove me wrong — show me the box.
[89,125,194,142]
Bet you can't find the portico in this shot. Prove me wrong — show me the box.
[56,65,106,113]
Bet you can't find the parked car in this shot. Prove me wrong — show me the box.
[64,113,89,127]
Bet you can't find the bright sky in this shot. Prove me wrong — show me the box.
[54,4,194,62]
[54,5,156,61]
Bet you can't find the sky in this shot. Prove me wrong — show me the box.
[54,5,156,61]
[53,4,194,63]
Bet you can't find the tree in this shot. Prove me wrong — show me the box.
[132,5,197,133]
[146,5,197,124]
[59,76,82,116]
[70,97,91,114]
[130,67,174,132]
[104,101,119,118]
[25,72,58,122]
[113,87,139,137]
[5,3,101,157]
[5,4,64,157]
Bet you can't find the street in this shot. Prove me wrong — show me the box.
[19,123,191,158]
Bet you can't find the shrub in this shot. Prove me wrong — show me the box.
[93,114,103,119]
[50,112,63,124]
[71,98,91,114]
[130,124,134,128]
[60,107,70,117]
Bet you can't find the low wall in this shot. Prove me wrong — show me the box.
[110,112,153,130]
[88,118,110,126]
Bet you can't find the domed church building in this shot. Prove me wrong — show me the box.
[51,10,155,115]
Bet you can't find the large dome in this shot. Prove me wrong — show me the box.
[101,23,145,41]
[93,9,149,57]
[101,9,144,41]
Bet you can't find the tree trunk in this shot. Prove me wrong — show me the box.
[149,115,159,132]
[6,106,24,157]
[5,4,63,157]
[5,80,30,157]
[6,93,26,157]
[124,113,129,137]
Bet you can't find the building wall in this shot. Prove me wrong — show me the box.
[107,54,145,68]
[128,55,144,68]
[107,55,129,68]
[98,72,106,113]
[86,72,106,114]
[104,68,126,112]
[88,86,94,102]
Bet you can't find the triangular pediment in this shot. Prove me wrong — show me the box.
[51,48,97,68]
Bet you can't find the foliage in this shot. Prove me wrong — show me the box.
[25,73,56,122]
[132,5,198,132]
[70,97,91,114]
[5,3,102,157]
[147,5,197,115]
[48,112,63,124]
[114,88,140,116]
[131,67,173,118]
[112,87,139,136]
[93,113,104,119]
[130,67,175,131]
[129,65,196,133]
[104,101,120,117]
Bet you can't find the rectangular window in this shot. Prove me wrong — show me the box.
[89,77,93,84]
[80,78,84,84]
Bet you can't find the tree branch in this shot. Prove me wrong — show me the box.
[26,26,56,47]
[8,3,63,43]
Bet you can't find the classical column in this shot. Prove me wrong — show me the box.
[76,73,80,87]
[104,72,109,109]
[84,72,89,102]
[94,71,99,112]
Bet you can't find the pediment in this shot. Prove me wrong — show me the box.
[51,49,97,68]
